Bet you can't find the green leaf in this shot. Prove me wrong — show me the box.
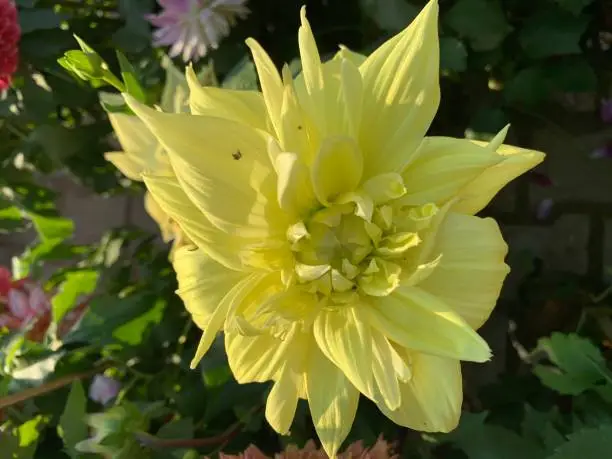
[548,425,612,459]
[19,9,63,34]
[466,107,509,141]
[360,0,419,32]
[519,9,588,59]
[533,333,612,395]
[52,270,99,324]
[545,58,597,93]
[16,415,46,459]
[553,0,595,16]
[30,214,74,241]
[440,36,468,73]
[116,51,147,103]
[58,381,89,458]
[504,65,550,106]
[445,0,511,51]
[222,56,258,90]
[442,412,545,459]
[156,418,194,440]
[0,204,26,234]
[62,293,164,346]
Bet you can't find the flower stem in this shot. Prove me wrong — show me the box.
[0,361,113,410]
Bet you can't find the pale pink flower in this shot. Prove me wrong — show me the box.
[0,266,88,341]
[89,375,122,405]
[147,0,249,62]
[218,436,397,459]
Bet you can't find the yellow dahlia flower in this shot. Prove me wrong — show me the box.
[123,0,544,456]
[103,56,215,245]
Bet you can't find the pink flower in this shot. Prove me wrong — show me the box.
[218,436,397,459]
[0,267,88,341]
[147,0,249,62]
[0,0,20,90]
[89,375,122,405]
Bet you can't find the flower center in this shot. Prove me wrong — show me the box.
[285,173,435,305]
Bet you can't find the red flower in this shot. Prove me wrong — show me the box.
[0,0,20,90]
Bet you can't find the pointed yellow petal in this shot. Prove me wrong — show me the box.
[275,152,317,217]
[160,55,190,113]
[311,136,363,205]
[191,273,268,368]
[400,136,503,207]
[173,246,245,330]
[366,286,491,362]
[108,112,157,155]
[143,173,252,270]
[336,45,367,67]
[378,352,462,432]
[340,58,363,139]
[186,66,270,131]
[418,212,509,329]
[453,141,546,214]
[359,0,440,177]
[104,152,147,181]
[306,347,360,458]
[143,192,174,242]
[298,6,325,128]
[371,331,402,410]
[124,95,286,239]
[313,307,375,401]
[246,38,284,137]
[265,365,301,435]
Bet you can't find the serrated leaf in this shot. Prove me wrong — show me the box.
[548,425,612,459]
[445,0,511,51]
[360,0,419,32]
[442,412,545,459]
[533,333,611,395]
[58,381,89,458]
[52,269,99,324]
[519,9,588,59]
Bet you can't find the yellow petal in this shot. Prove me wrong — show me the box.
[306,346,360,458]
[313,307,375,401]
[365,286,491,362]
[265,365,301,435]
[160,55,190,113]
[418,212,509,329]
[172,246,245,329]
[186,66,270,131]
[359,0,440,177]
[225,330,291,383]
[298,6,326,129]
[275,152,317,217]
[143,173,252,271]
[191,273,268,368]
[311,136,363,205]
[246,38,284,137]
[104,151,147,181]
[143,192,174,242]
[108,112,157,156]
[336,45,367,67]
[340,58,363,139]
[377,352,462,432]
[124,95,286,239]
[371,331,403,410]
[399,136,503,207]
[453,141,546,214]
